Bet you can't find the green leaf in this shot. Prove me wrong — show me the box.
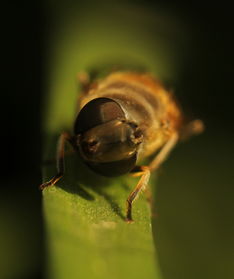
[42,150,161,279]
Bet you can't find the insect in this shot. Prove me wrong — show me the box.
[40,70,204,222]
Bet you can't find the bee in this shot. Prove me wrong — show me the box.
[40,70,204,222]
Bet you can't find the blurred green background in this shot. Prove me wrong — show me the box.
[1,0,233,279]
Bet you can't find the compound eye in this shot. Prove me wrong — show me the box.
[74,98,125,134]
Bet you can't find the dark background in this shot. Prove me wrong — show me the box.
[1,1,43,279]
[1,1,233,279]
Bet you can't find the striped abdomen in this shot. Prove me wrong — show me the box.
[79,72,183,160]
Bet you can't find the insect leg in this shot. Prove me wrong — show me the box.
[149,132,179,171]
[77,70,100,94]
[77,72,91,92]
[126,166,150,223]
[39,132,73,190]
[131,168,154,211]
[43,149,75,165]
[126,133,179,222]
[180,119,204,141]
[76,72,98,111]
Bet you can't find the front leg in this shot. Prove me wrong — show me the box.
[40,132,73,190]
[126,132,179,222]
[126,166,150,223]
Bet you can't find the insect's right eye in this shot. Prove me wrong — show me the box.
[74,97,125,134]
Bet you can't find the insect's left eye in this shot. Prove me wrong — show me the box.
[74,97,125,134]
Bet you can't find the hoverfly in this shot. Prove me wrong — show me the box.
[40,70,204,222]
